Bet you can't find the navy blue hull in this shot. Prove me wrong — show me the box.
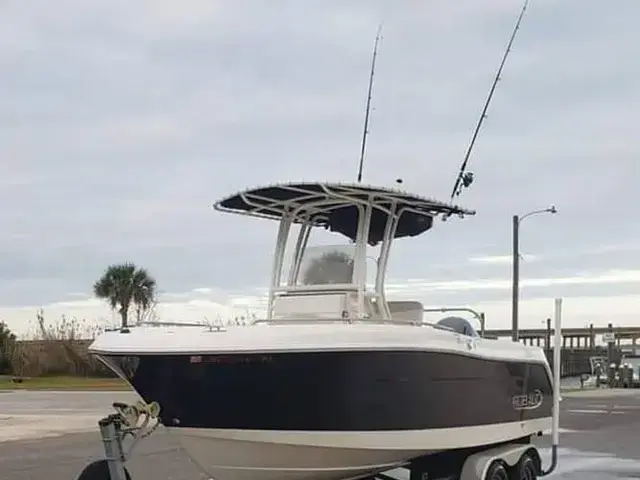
[98,350,552,431]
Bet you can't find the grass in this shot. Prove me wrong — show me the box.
[0,375,131,391]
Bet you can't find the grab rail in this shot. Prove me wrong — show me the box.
[137,321,226,331]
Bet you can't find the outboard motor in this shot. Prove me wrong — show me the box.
[437,316,479,337]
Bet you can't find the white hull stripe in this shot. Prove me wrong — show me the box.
[168,417,552,451]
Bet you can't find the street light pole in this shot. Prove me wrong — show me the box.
[511,215,520,341]
[511,206,557,343]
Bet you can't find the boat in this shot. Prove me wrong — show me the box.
[89,181,555,480]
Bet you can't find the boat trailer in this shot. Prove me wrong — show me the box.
[75,400,161,480]
[76,406,557,480]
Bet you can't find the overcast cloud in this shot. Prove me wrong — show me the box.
[1,0,639,336]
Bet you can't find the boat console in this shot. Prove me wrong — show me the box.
[214,181,475,324]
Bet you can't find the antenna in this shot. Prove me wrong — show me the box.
[357,24,383,183]
[449,0,531,201]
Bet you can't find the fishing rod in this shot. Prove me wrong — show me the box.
[356,23,383,183]
[449,0,531,201]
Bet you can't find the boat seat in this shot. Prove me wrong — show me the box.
[387,300,424,324]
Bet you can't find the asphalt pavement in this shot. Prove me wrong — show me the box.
[2,389,640,480]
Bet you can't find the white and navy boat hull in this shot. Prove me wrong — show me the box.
[92,324,553,480]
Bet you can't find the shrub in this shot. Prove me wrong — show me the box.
[0,321,16,374]
[9,310,115,378]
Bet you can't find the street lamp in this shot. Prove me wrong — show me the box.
[511,206,557,342]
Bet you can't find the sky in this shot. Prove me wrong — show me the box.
[1,0,639,337]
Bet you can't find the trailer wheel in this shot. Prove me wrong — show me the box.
[485,460,509,480]
[76,459,132,480]
[514,453,537,480]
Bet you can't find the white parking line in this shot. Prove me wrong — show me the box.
[567,409,627,414]
[587,404,640,409]
[542,428,577,434]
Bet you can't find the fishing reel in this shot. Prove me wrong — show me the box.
[448,171,475,205]
[461,171,474,189]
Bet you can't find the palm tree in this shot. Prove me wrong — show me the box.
[302,250,354,285]
[93,263,157,329]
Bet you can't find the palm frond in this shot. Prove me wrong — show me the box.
[93,262,158,328]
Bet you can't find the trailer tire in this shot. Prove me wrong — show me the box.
[76,459,132,480]
[513,452,537,480]
[485,460,509,480]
